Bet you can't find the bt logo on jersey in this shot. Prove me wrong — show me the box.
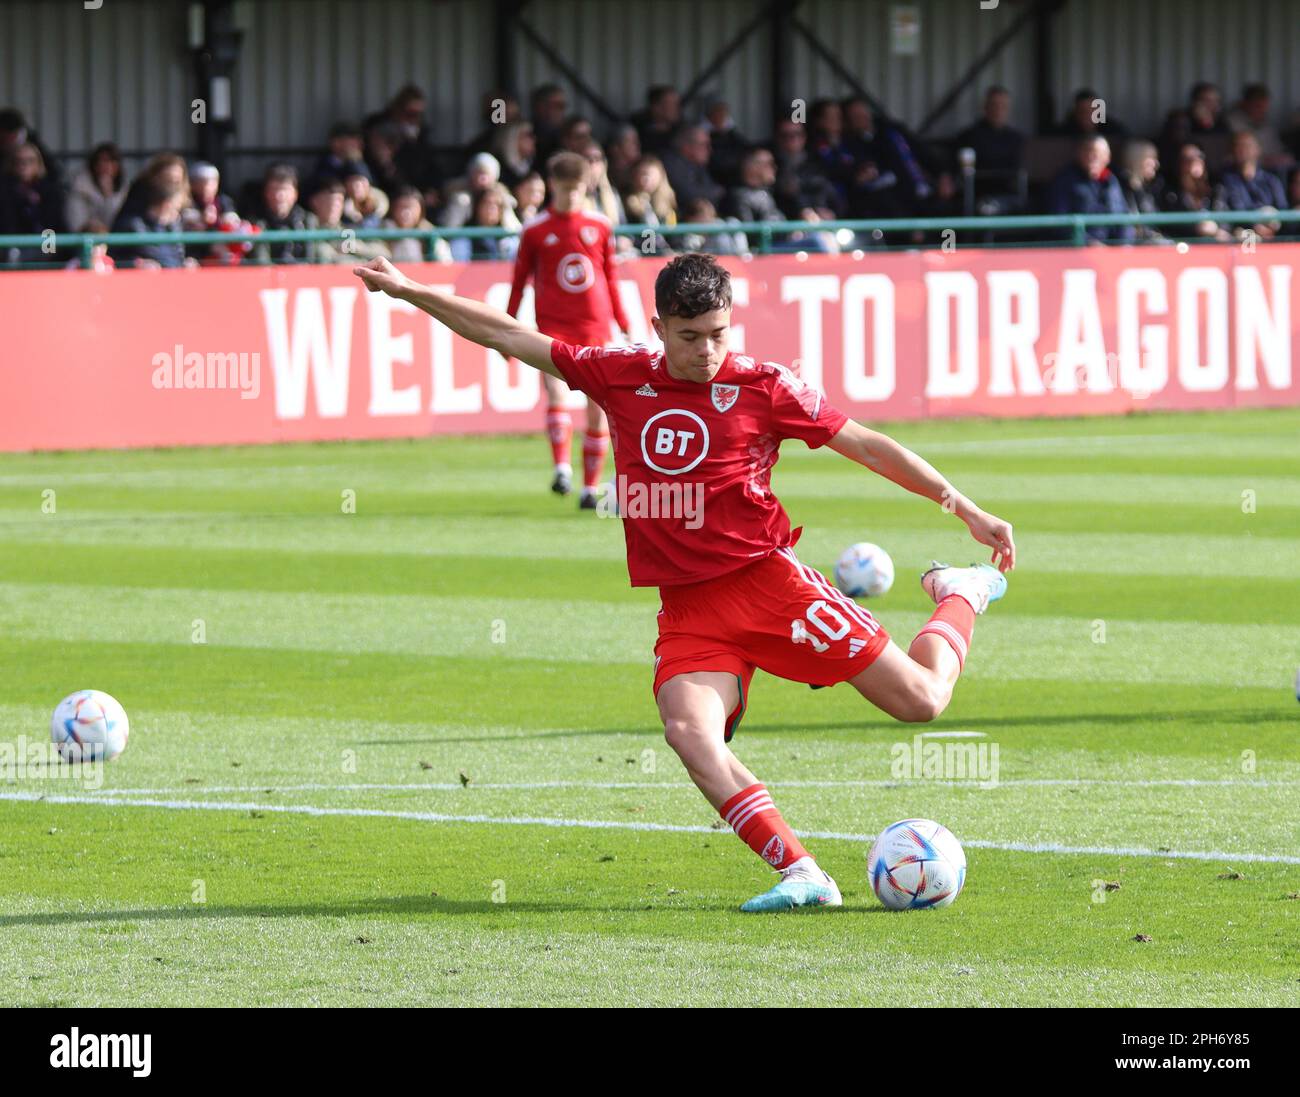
[557,252,595,293]
[640,409,710,474]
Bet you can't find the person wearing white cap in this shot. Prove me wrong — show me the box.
[437,152,521,233]
[182,161,237,261]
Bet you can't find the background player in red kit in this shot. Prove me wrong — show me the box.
[507,151,630,508]
[355,252,1016,913]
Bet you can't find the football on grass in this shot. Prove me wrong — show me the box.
[51,690,130,762]
[868,819,967,910]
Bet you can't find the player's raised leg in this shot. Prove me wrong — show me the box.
[655,670,841,912]
[542,372,573,495]
[578,400,609,510]
[850,562,1006,721]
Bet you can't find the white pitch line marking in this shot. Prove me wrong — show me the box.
[2,790,1296,865]
[71,777,1296,795]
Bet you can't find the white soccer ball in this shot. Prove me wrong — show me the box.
[867,818,967,910]
[833,542,894,598]
[51,690,130,762]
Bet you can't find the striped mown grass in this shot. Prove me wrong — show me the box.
[1,407,1297,1006]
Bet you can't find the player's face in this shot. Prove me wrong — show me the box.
[655,310,731,382]
[550,181,585,209]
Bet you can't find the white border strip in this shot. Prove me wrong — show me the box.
[2,790,1296,865]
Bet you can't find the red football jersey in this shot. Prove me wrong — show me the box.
[507,207,629,344]
[550,341,850,587]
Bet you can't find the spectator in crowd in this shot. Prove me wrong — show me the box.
[622,155,677,225]
[1056,88,1128,140]
[677,197,744,255]
[1158,142,1231,241]
[1217,131,1286,240]
[621,155,677,252]
[1158,82,1228,167]
[633,85,682,157]
[362,120,410,198]
[109,180,194,269]
[512,171,546,223]
[1227,83,1291,170]
[251,163,311,263]
[490,120,536,189]
[808,99,857,207]
[954,86,1026,209]
[529,83,569,165]
[183,162,235,226]
[438,152,520,235]
[1117,140,1168,243]
[383,186,451,262]
[1279,168,1300,238]
[180,161,238,261]
[449,186,519,262]
[119,152,189,220]
[769,118,841,219]
[721,146,781,220]
[846,95,956,220]
[582,142,628,238]
[605,124,642,194]
[723,146,832,253]
[0,141,67,260]
[312,122,366,187]
[1048,135,1133,244]
[1285,111,1300,163]
[364,84,440,194]
[0,108,62,186]
[558,116,596,156]
[703,100,748,187]
[662,125,724,211]
[304,178,387,262]
[466,89,521,156]
[64,141,128,232]
[341,162,388,229]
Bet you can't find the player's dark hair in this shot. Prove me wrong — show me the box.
[654,253,732,319]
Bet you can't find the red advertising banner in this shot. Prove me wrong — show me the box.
[3,245,1297,452]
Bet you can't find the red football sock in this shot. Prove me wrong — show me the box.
[720,783,809,870]
[545,406,572,468]
[581,430,609,489]
[915,594,976,669]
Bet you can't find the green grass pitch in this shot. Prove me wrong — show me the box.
[1,407,1297,1007]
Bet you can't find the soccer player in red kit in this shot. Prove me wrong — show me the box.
[507,151,631,507]
[354,252,1016,913]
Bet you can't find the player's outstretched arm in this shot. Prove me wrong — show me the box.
[352,257,562,379]
[827,419,1016,572]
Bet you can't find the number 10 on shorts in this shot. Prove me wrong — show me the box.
[790,600,851,653]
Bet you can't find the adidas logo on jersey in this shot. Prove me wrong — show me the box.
[544,233,559,246]
[848,637,868,656]
[635,383,658,397]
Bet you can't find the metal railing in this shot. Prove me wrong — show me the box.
[2,210,1299,270]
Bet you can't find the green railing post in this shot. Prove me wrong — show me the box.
[80,235,95,270]
[1072,217,1087,247]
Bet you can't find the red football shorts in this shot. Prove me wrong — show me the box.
[652,546,891,740]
